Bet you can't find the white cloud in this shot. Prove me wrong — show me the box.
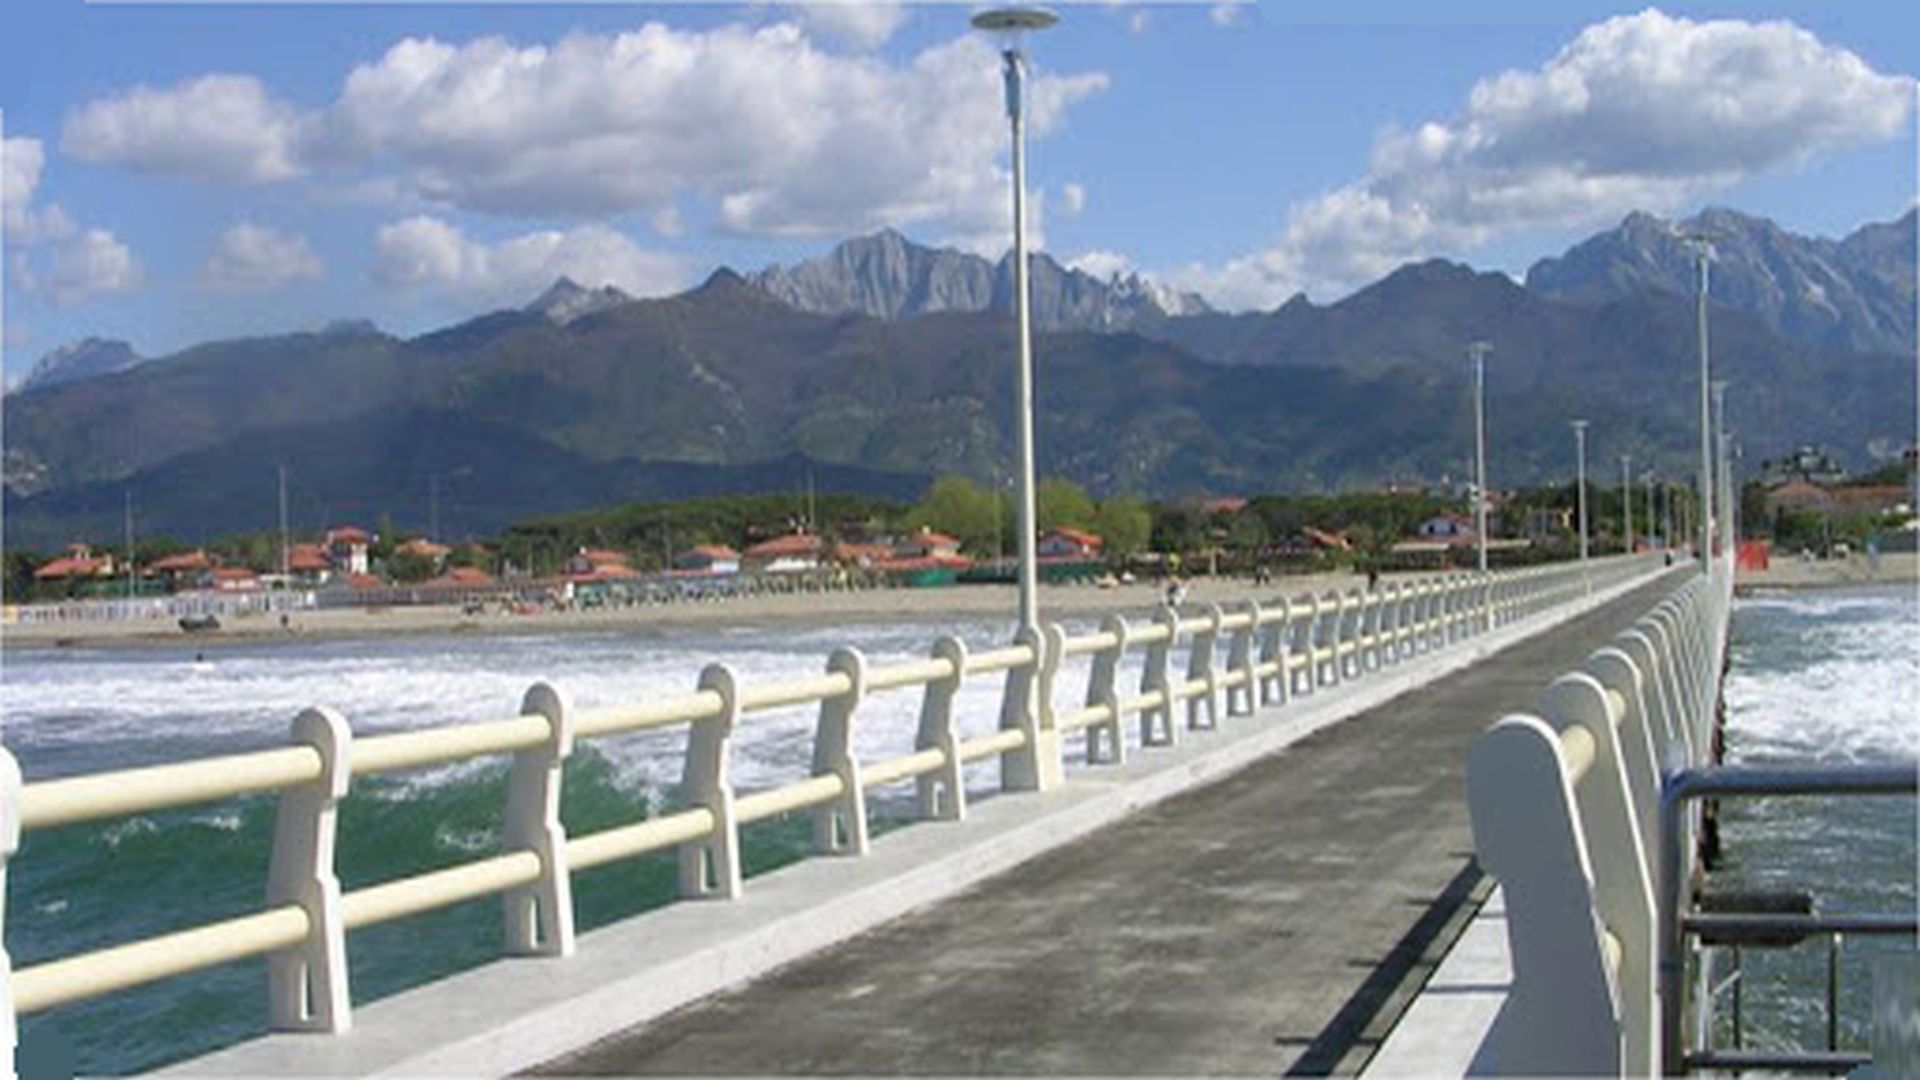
[60,23,1106,247]
[1186,9,1914,310]
[4,134,139,305]
[3,135,44,238]
[328,25,1105,242]
[63,74,306,184]
[1060,182,1086,216]
[1127,10,1151,36]
[1209,3,1244,27]
[1067,249,1133,280]
[3,136,74,243]
[791,2,908,49]
[371,215,685,310]
[203,223,325,292]
[47,228,140,304]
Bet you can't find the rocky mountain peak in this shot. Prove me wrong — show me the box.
[1527,208,1914,355]
[750,228,1211,331]
[526,276,634,325]
[19,338,143,394]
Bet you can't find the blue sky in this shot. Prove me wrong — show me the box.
[2,0,1916,379]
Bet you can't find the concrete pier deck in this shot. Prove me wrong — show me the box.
[536,575,1681,1077]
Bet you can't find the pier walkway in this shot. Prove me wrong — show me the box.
[534,573,1684,1077]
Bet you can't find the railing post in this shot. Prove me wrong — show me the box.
[504,682,576,957]
[2,748,21,1076]
[1585,647,1663,861]
[1185,603,1222,731]
[1085,615,1130,765]
[1226,600,1259,716]
[1468,715,1624,1076]
[1537,673,1659,1075]
[265,707,352,1032]
[680,664,742,900]
[1140,606,1178,747]
[1257,599,1287,707]
[999,625,1061,792]
[1361,588,1384,672]
[812,648,869,856]
[916,637,969,820]
[1321,592,1346,686]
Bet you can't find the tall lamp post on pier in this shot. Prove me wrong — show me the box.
[1621,453,1634,554]
[1685,234,1715,571]
[1572,419,1590,560]
[1644,471,1659,549]
[1713,380,1731,559]
[1469,341,1492,574]
[974,4,1057,636]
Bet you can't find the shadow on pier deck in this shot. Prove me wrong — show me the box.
[534,577,1678,1077]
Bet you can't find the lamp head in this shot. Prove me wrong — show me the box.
[972,6,1060,37]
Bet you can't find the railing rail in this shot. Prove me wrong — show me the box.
[1467,542,1915,1076]
[1467,557,1725,1075]
[0,553,1660,1072]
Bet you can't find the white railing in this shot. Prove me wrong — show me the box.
[1466,558,1730,1076]
[0,554,1659,1073]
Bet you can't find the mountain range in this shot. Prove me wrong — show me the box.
[3,208,1912,550]
[749,228,1211,331]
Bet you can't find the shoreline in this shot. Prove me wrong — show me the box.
[1733,551,1918,594]
[2,572,1374,654]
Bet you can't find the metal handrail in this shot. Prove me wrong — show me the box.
[1657,764,1919,1074]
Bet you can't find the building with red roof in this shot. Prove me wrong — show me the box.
[895,528,963,560]
[147,549,216,590]
[324,526,371,576]
[674,545,741,575]
[210,566,262,592]
[743,533,823,573]
[1038,527,1103,560]
[33,544,116,583]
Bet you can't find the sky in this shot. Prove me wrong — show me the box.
[2,0,1916,381]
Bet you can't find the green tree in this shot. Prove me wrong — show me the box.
[1092,496,1152,561]
[387,549,437,583]
[1036,477,1095,532]
[908,475,999,555]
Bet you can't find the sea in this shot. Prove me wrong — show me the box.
[1711,584,1919,1060]
[1,612,1145,1073]
[1,586,1913,1073]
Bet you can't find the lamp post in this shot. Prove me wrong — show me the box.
[1469,341,1492,574]
[1686,234,1714,570]
[1644,471,1658,549]
[974,5,1057,635]
[1712,381,1731,561]
[1573,420,1590,565]
[1621,453,1634,554]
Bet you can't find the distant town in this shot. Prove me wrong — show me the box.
[6,452,1914,625]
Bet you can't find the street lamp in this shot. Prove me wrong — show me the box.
[1572,420,1590,565]
[1713,380,1731,559]
[1644,471,1658,549]
[974,5,1057,635]
[1621,453,1634,554]
[1469,341,1492,574]
[1684,233,1714,571]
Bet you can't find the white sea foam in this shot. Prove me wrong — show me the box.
[0,615,1193,800]
[1724,588,1920,765]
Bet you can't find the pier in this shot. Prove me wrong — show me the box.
[4,555,1668,1076]
[534,572,1688,1077]
[14,544,1903,1077]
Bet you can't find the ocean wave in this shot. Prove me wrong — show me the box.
[0,614,1190,800]
[1725,588,1919,765]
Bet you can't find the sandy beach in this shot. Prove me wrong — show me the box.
[1734,551,1919,593]
[3,571,1388,652]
